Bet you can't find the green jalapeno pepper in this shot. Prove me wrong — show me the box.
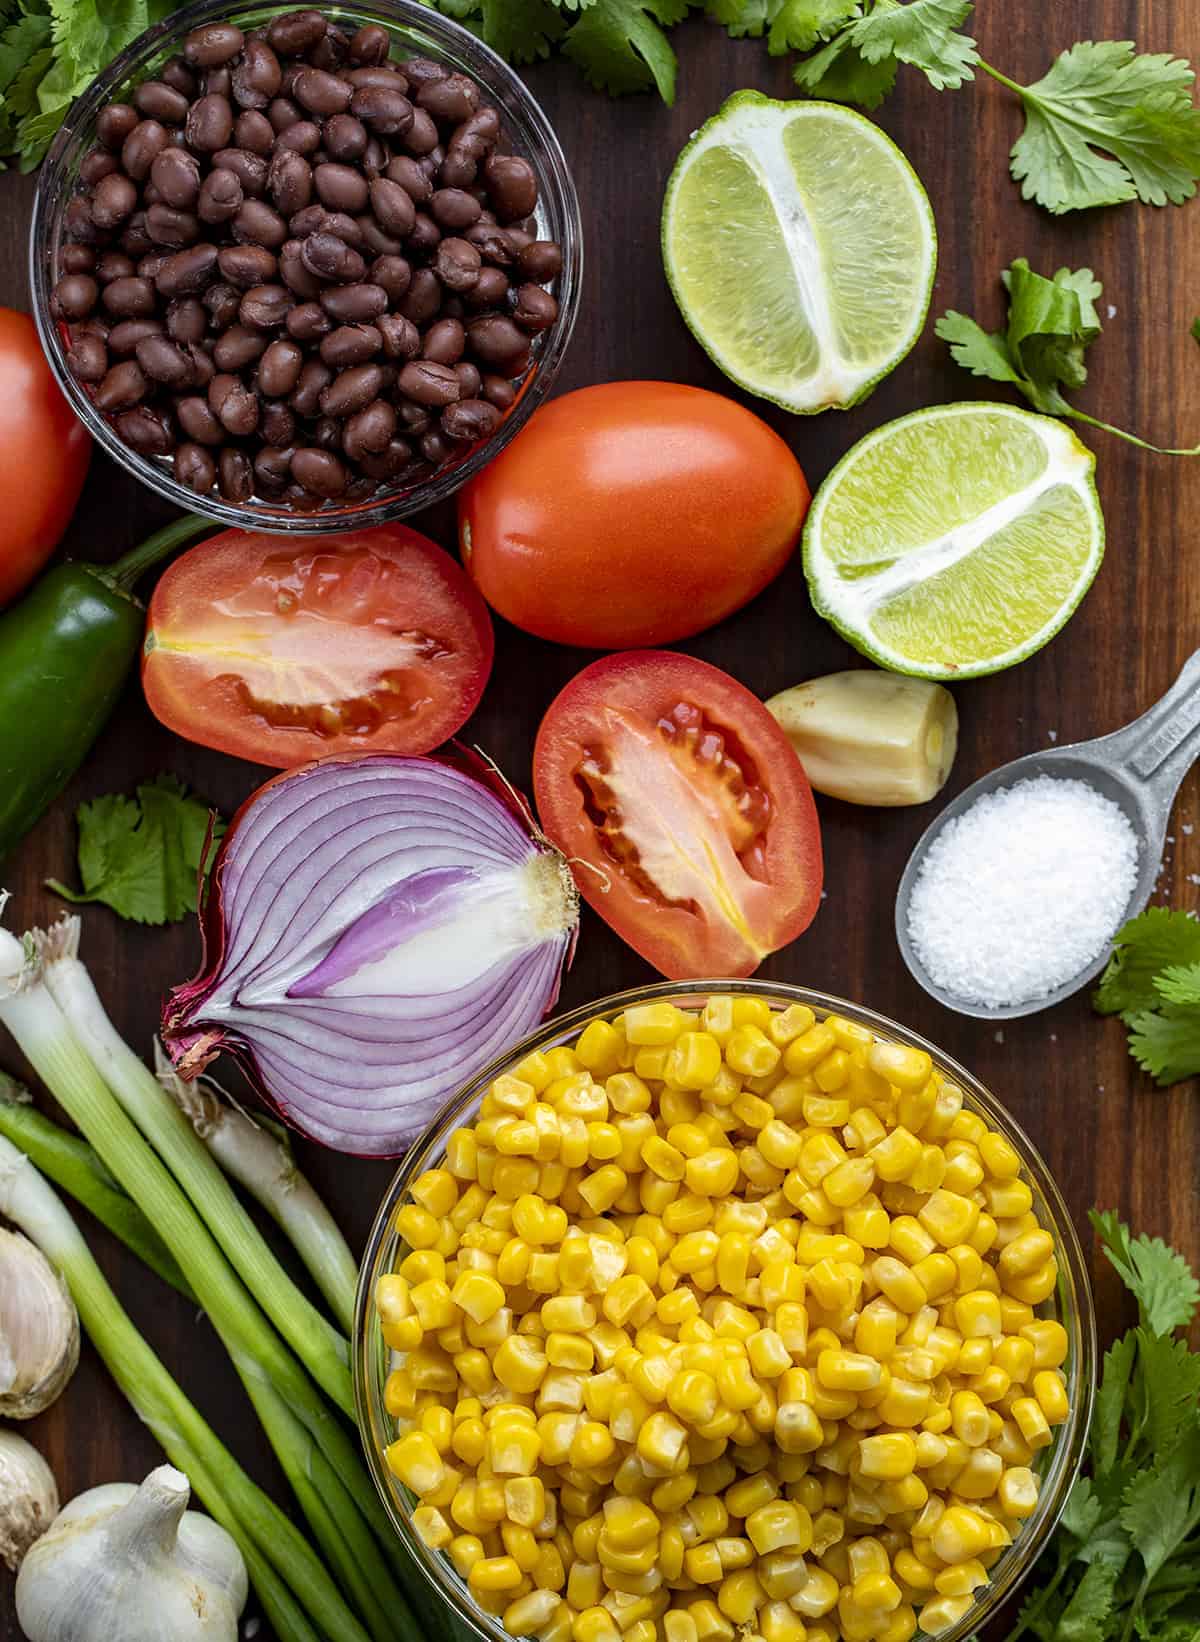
[0,514,210,863]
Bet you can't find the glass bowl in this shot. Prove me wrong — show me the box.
[356,981,1096,1642]
[29,0,582,533]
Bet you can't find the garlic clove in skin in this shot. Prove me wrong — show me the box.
[16,1465,248,1642]
[0,1430,58,1571]
[0,1227,79,1418]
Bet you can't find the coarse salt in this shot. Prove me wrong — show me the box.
[907,775,1139,1008]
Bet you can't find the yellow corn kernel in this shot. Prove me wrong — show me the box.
[866,1042,932,1091]
[1012,1396,1052,1449]
[682,1146,739,1199]
[386,1431,445,1495]
[871,1256,926,1315]
[949,1390,991,1448]
[603,1274,656,1329]
[722,1473,776,1518]
[689,1600,735,1642]
[625,1003,687,1045]
[997,1465,1039,1518]
[857,1431,916,1481]
[599,1496,658,1550]
[913,1594,972,1635]
[504,1591,564,1637]
[413,1505,452,1549]
[791,1567,840,1619]
[918,1190,979,1248]
[1021,1319,1069,1370]
[449,1531,485,1578]
[447,1130,479,1180]
[664,1613,700,1642]
[758,1600,805,1642]
[745,1501,805,1554]
[984,1178,1034,1220]
[502,1476,545,1528]
[641,1134,686,1182]
[488,1423,541,1476]
[450,1270,504,1324]
[978,1130,1021,1179]
[1033,1369,1069,1424]
[577,1018,626,1077]
[931,1506,991,1564]
[685,1543,725,1585]
[716,1570,764,1624]
[663,1369,716,1427]
[578,1166,627,1216]
[774,1399,824,1455]
[669,1031,724,1090]
[574,1608,621,1642]
[493,1335,548,1395]
[637,1410,690,1473]
[746,1328,790,1380]
[954,1448,1003,1500]
[876,1378,931,1429]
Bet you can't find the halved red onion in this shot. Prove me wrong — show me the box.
[162,752,579,1155]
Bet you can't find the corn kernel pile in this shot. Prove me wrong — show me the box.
[376,998,1071,1642]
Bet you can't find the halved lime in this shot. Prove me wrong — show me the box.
[661,91,936,415]
[803,403,1104,679]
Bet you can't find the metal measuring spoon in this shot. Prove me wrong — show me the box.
[895,649,1200,1021]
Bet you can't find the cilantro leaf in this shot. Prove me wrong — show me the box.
[1120,1421,1200,1585]
[1125,1006,1200,1086]
[1010,40,1200,214]
[560,0,686,101]
[1152,961,1200,1007]
[1055,1557,1121,1641]
[705,0,772,37]
[1137,1331,1200,1462]
[477,0,565,62]
[1092,1333,1138,1476]
[1093,1210,1200,1335]
[792,26,896,108]
[849,0,976,90]
[46,775,225,926]
[934,310,1024,389]
[766,0,858,56]
[1096,908,1200,1017]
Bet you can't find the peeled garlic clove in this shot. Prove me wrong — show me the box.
[0,1431,58,1571]
[767,670,958,806]
[0,1227,79,1418]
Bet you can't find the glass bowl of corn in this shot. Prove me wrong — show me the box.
[355,981,1095,1642]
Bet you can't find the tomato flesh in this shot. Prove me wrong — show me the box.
[534,652,823,978]
[143,525,494,767]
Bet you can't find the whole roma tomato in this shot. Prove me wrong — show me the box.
[142,524,494,766]
[0,309,90,608]
[459,381,809,648]
[534,650,823,978]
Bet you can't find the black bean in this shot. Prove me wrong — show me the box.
[349,24,389,65]
[213,145,267,195]
[454,361,481,399]
[397,359,460,407]
[240,283,292,328]
[155,243,219,297]
[300,231,364,283]
[209,372,259,434]
[217,243,277,287]
[400,109,438,158]
[480,373,516,411]
[513,283,558,333]
[52,274,99,320]
[85,173,135,233]
[284,302,329,343]
[419,428,450,465]
[61,245,97,274]
[466,266,512,310]
[63,195,103,245]
[203,281,242,329]
[343,396,394,456]
[434,236,481,293]
[441,397,501,443]
[161,56,198,98]
[385,154,431,201]
[508,224,536,250]
[308,21,351,70]
[350,83,412,137]
[146,203,199,247]
[289,356,331,414]
[135,333,193,386]
[267,9,327,55]
[292,446,346,494]
[213,324,269,369]
[67,331,108,383]
[318,209,365,246]
[430,187,481,231]
[235,109,276,153]
[267,97,302,132]
[417,72,477,123]
[175,441,217,492]
[362,259,405,309]
[122,120,169,179]
[294,67,352,115]
[185,93,234,152]
[183,342,216,388]
[269,148,313,214]
[260,399,296,445]
[102,275,156,317]
[466,313,527,365]
[277,239,322,299]
[275,118,321,155]
[149,148,201,209]
[396,398,432,435]
[95,359,147,410]
[422,317,464,365]
[319,284,384,325]
[97,103,139,150]
[255,444,293,493]
[483,154,538,223]
[377,312,420,359]
[178,394,225,444]
[320,323,381,366]
[517,239,562,283]
[116,403,175,454]
[137,251,170,282]
[197,168,244,223]
[465,222,514,266]
[313,162,367,213]
[233,199,288,248]
[108,318,163,355]
[135,81,190,123]
[166,296,207,344]
[184,22,244,67]
[311,414,342,450]
[233,39,282,109]
[355,215,404,258]
[407,213,441,257]
[219,446,254,499]
[323,113,367,162]
[359,176,411,239]
[258,336,304,395]
[203,66,233,99]
[320,362,382,415]
[399,267,441,324]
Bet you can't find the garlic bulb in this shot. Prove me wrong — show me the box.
[0,1430,58,1570]
[16,1465,248,1642]
[0,1226,79,1417]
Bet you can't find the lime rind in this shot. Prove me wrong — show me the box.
[661,91,937,416]
[803,402,1105,679]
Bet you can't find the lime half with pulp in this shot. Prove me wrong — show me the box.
[803,402,1104,679]
[662,92,936,414]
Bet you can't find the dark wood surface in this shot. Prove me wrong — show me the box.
[2,4,1199,1637]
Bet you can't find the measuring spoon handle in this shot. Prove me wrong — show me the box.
[1102,648,1200,820]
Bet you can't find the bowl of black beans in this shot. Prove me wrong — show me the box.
[30,0,580,526]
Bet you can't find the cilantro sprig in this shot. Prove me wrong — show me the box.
[45,775,224,926]
[937,258,1200,457]
[996,1214,1200,1642]
[1095,908,1200,1085]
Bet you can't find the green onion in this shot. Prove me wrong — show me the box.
[0,1071,194,1301]
[41,917,353,1407]
[0,1131,367,1642]
[154,1045,358,1335]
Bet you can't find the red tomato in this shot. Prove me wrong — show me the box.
[534,651,823,978]
[142,525,494,767]
[459,381,809,648]
[0,309,90,608]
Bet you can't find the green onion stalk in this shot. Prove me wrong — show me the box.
[153,1042,358,1335]
[0,921,395,1559]
[0,1130,352,1642]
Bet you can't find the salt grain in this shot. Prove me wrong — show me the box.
[907,775,1139,1008]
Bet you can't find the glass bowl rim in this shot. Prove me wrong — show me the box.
[355,977,1097,1642]
[28,0,582,534]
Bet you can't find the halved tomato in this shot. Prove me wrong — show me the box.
[142,525,493,767]
[533,651,823,978]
